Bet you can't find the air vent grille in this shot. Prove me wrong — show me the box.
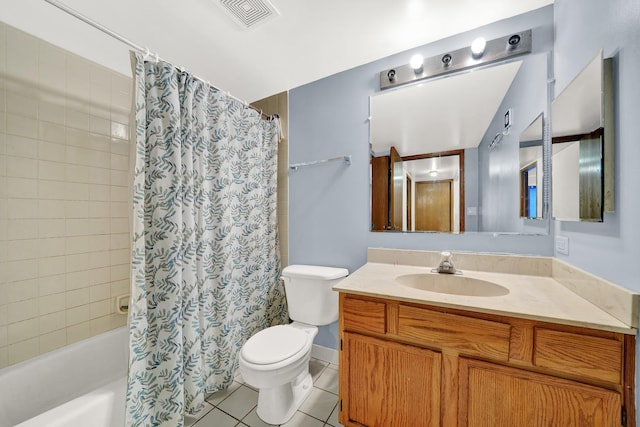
[219,0,280,29]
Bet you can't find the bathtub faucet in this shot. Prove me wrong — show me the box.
[436,251,458,274]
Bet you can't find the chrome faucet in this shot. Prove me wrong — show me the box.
[436,251,459,274]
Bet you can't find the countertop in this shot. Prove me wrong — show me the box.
[334,261,636,334]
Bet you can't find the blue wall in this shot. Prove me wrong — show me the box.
[553,0,640,291]
[288,6,554,348]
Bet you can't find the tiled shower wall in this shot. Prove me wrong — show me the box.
[0,22,131,368]
[251,92,289,267]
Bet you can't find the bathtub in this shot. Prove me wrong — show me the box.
[0,327,128,427]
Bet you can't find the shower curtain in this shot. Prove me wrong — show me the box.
[126,52,288,427]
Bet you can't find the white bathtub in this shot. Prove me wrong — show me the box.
[0,327,128,427]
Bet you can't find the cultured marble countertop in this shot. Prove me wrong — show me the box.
[334,261,636,335]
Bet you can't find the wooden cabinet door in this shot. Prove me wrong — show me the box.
[340,332,441,427]
[459,358,621,427]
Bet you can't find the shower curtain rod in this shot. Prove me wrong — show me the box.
[43,0,273,120]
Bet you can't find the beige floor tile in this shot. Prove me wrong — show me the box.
[326,403,343,427]
[309,358,328,381]
[298,388,337,422]
[313,367,338,395]
[241,407,280,427]
[193,407,239,427]
[217,385,259,420]
[185,402,215,426]
[206,381,242,406]
[280,411,324,427]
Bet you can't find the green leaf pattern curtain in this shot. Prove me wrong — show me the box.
[126,52,288,426]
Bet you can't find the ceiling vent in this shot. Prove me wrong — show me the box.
[218,0,280,30]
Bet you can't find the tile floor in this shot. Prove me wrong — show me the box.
[186,358,344,427]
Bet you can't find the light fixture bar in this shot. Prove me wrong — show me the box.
[379,29,532,90]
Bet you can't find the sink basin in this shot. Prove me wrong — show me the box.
[395,273,509,297]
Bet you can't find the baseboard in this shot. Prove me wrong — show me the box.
[311,344,339,365]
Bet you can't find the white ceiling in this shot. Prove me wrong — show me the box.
[370,60,523,156]
[0,0,552,103]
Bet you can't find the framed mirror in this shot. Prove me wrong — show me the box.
[370,52,549,234]
[551,51,614,222]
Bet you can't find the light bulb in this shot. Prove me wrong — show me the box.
[471,37,486,57]
[410,54,424,73]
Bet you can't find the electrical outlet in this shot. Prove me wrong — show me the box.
[556,236,569,255]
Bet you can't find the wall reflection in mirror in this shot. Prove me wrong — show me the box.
[551,51,614,222]
[370,52,549,234]
[519,114,544,219]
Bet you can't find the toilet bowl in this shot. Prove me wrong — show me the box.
[238,265,348,425]
[239,322,317,424]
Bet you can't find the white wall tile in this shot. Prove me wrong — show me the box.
[38,293,66,316]
[38,160,66,181]
[7,199,38,219]
[6,279,38,303]
[110,170,128,186]
[39,99,66,125]
[38,141,66,162]
[37,219,66,238]
[38,201,65,219]
[6,135,38,159]
[39,328,66,353]
[65,164,90,183]
[6,239,38,262]
[6,219,38,240]
[6,28,38,84]
[64,200,89,218]
[38,274,66,296]
[66,288,90,308]
[39,121,66,144]
[7,177,38,198]
[8,337,38,364]
[39,311,66,334]
[38,238,67,257]
[89,134,111,153]
[6,92,38,118]
[38,42,66,92]
[66,109,89,131]
[66,321,90,344]
[89,283,110,302]
[7,298,38,323]
[8,318,38,344]
[7,114,38,139]
[7,156,37,178]
[66,55,91,100]
[66,304,90,326]
[38,255,66,277]
[65,270,89,290]
[2,23,133,366]
[38,180,66,200]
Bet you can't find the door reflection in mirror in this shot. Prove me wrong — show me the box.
[371,149,463,232]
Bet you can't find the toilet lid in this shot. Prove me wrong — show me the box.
[242,325,307,365]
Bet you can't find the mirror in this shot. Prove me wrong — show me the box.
[370,53,549,233]
[551,51,613,222]
[519,114,544,219]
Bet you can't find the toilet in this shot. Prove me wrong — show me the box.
[238,264,348,425]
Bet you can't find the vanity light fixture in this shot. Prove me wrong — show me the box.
[410,54,424,74]
[379,29,532,90]
[471,37,486,58]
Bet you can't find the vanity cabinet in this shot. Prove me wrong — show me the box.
[338,293,635,427]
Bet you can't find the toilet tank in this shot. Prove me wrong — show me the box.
[282,265,349,326]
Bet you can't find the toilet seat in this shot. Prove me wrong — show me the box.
[242,325,308,365]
